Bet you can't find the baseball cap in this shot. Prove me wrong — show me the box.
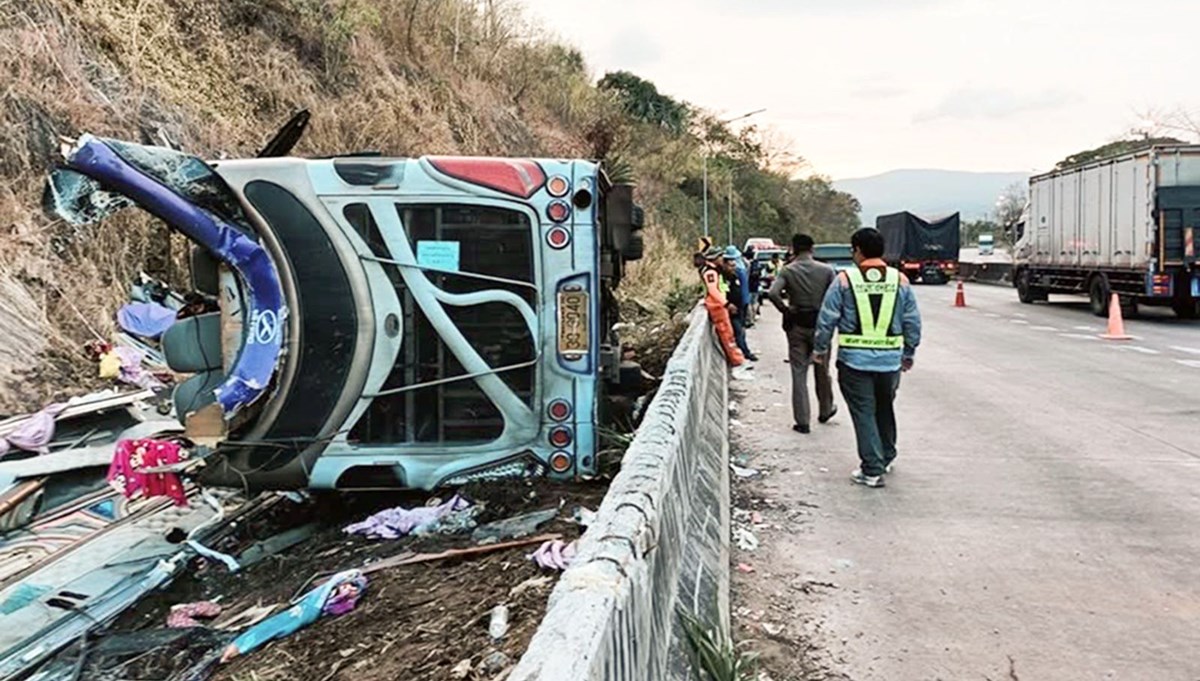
[723,245,740,260]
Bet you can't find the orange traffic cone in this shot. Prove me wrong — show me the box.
[953,282,966,308]
[1099,293,1132,340]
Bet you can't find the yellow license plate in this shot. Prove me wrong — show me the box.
[557,289,590,356]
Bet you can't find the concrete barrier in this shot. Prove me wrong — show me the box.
[958,261,1013,286]
[510,308,730,681]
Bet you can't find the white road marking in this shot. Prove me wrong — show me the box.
[1120,346,1160,355]
[1010,319,1029,325]
[985,313,1000,318]
[1030,325,1059,332]
[1171,346,1200,356]
[1060,333,1100,341]
[1073,325,1094,331]
[1175,360,1200,369]
[1012,313,1028,318]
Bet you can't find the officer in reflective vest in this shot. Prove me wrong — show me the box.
[813,228,922,488]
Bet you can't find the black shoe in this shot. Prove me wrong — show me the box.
[746,353,760,362]
[818,405,838,424]
[792,424,810,434]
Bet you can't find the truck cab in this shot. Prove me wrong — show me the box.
[46,135,645,490]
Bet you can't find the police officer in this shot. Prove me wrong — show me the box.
[767,234,836,434]
[813,228,922,488]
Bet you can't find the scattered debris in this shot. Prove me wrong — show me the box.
[0,403,65,456]
[472,506,559,543]
[451,658,474,678]
[528,539,576,571]
[107,438,190,506]
[481,649,512,673]
[734,527,760,552]
[571,505,597,527]
[237,523,320,568]
[731,463,760,478]
[344,495,474,539]
[221,570,368,663]
[167,600,223,628]
[737,563,756,573]
[213,603,279,631]
[509,576,554,599]
[117,301,178,339]
[488,604,511,640]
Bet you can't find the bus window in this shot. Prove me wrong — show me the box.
[348,203,537,445]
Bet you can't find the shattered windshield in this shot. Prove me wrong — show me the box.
[42,169,133,226]
[103,139,252,229]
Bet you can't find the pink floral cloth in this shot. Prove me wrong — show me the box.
[167,600,222,628]
[106,439,189,506]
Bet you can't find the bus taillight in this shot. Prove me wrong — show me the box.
[549,426,573,448]
[548,400,572,421]
[427,157,545,198]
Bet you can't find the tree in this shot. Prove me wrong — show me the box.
[597,71,691,135]
[992,181,1027,248]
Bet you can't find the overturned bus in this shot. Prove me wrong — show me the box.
[44,122,645,490]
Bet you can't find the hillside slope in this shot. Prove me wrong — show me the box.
[0,0,860,413]
[0,0,621,412]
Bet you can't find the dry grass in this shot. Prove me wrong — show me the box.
[0,0,629,413]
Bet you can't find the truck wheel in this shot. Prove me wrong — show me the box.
[1017,271,1034,303]
[1017,270,1046,304]
[1172,300,1199,319]
[1119,296,1138,319]
[1088,276,1110,317]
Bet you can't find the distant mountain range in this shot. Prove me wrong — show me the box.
[834,169,1029,224]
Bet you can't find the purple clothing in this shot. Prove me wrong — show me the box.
[117,302,177,339]
[0,404,67,457]
[343,495,471,540]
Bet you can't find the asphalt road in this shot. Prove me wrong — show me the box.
[730,282,1200,681]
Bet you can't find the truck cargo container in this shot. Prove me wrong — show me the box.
[1012,145,1200,317]
[875,211,961,284]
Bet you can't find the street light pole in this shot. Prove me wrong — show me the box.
[702,108,765,245]
[727,179,734,246]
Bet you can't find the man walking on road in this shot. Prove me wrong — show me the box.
[767,234,837,434]
[722,246,758,361]
[813,228,921,488]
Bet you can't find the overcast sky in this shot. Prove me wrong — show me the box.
[520,0,1198,179]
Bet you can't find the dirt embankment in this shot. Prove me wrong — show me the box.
[0,0,692,413]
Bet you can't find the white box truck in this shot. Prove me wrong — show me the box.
[1013,145,1200,317]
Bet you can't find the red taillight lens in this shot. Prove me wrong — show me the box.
[547,200,571,223]
[427,157,546,198]
[549,426,573,448]
[547,175,570,197]
[547,226,571,249]
[549,451,573,473]
[548,400,572,421]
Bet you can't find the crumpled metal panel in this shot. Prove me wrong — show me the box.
[48,136,286,416]
[510,307,730,681]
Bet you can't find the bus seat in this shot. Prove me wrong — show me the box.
[190,246,220,296]
[162,313,223,373]
[173,370,225,419]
